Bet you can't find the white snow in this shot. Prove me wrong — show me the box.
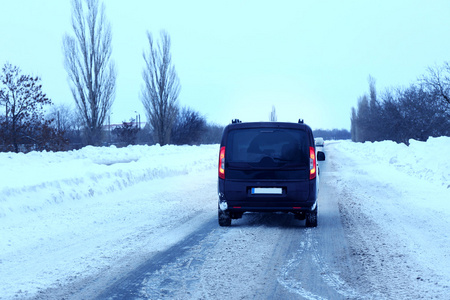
[328,137,450,297]
[0,144,219,298]
[0,138,449,298]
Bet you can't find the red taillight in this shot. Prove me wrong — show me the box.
[219,146,225,179]
[309,147,316,180]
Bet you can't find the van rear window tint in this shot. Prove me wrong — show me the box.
[227,128,309,167]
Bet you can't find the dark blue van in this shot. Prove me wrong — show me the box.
[217,120,325,227]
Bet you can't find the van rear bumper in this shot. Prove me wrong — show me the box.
[223,201,317,213]
[218,178,317,213]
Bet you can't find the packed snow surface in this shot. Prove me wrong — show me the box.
[0,137,449,298]
[329,137,450,298]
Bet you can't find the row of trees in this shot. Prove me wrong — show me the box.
[45,103,222,148]
[313,129,351,140]
[62,0,187,147]
[1,0,222,152]
[268,105,350,140]
[351,69,450,144]
[0,60,220,152]
[109,108,222,146]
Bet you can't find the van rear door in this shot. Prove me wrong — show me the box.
[225,128,310,180]
[223,127,312,205]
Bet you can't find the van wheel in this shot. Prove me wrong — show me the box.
[305,207,318,227]
[218,210,231,226]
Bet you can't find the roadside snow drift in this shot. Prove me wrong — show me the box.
[0,145,217,218]
[328,137,450,298]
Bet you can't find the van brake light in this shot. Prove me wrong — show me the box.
[310,147,316,180]
[219,146,225,179]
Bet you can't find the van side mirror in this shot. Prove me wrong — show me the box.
[317,151,325,161]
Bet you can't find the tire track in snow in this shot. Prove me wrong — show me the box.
[277,228,362,300]
[95,218,219,299]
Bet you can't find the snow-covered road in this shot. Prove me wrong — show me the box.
[0,138,449,299]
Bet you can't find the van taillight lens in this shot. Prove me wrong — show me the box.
[309,147,316,180]
[219,146,225,179]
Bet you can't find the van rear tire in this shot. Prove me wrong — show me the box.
[218,210,232,226]
[305,206,318,227]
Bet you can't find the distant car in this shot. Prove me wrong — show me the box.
[217,120,325,227]
[315,137,324,148]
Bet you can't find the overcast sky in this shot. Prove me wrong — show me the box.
[1,0,450,130]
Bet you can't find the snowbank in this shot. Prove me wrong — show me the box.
[328,136,450,298]
[0,144,218,218]
[335,136,450,188]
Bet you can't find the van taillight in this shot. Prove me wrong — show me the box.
[219,146,225,179]
[309,147,316,180]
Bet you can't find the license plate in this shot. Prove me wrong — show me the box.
[251,188,282,195]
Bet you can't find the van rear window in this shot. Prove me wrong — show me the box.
[227,128,309,168]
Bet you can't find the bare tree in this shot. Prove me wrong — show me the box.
[141,30,180,146]
[421,62,450,106]
[368,75,377,104]
[47,104,76,132]
[63,0,116,145]
[269,105,277,122]
[171,106,206,145]
[0,63,65,152]
[47,103,84,149]
[350,107,358,142]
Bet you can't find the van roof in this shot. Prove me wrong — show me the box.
[225,121,312,131]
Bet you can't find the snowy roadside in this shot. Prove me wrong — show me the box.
[0,145,219,299]
[326,137,450,298]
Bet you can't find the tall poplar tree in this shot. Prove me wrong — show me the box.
[63,0,116,145]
